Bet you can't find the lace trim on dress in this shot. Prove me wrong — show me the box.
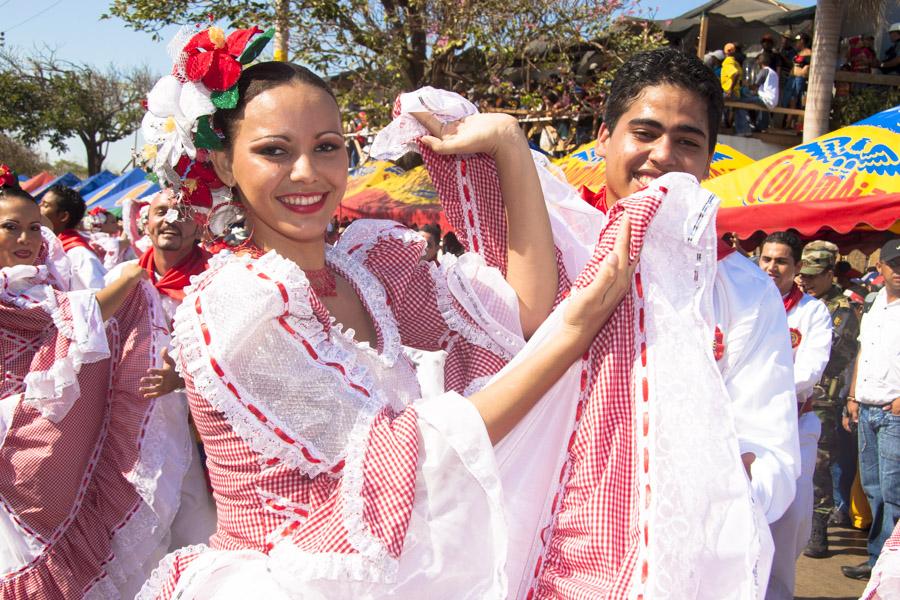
[172,250,388,478]
[433,263,514,362]
[326,240,401,368]
[1,268,105,423]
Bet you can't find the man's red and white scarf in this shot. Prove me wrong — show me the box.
[57,229,101,257]
[138,245,209,301]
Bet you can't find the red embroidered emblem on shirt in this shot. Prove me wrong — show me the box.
[789,327,802,349]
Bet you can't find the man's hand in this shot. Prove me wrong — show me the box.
[844,398,860,432]
[139,348,183,399]
[741,452,756,480]
[883,397,900,416]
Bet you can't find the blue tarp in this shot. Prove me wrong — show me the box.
[73,170,116,197]
[84,169,148,207]
[33,173,81,201]
[90,179,160,211]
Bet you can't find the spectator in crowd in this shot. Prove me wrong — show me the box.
[779,33,798,78]
[721,42,743,98]
[420,223,441,264]
[842,238,900,581]
[735,52,780,135]
[761,33,787,75]
[878,23,900,74]
[794,241,861,558]
[704,49,725,79]
[783,32,812,129]
[847,35,876,73]
[759,232,833,600]
[39,184,107,289]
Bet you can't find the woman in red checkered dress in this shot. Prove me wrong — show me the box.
[134,60,634,599]
[0,179,197,598]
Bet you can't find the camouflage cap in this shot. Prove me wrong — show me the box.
[800,240,838,275]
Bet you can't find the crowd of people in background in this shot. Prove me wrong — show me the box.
[705,23,900,135]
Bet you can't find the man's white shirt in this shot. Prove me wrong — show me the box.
[785,292,833,402]
[855,288,900,405]
[714,253,801,523]
[66,245,107,290]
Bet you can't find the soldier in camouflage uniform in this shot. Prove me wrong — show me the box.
[797,241,860,558]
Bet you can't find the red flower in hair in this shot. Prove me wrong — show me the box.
[88,207,110,217]
[174,155,224,209]
[0,164,17,188]
[181,26,262,91]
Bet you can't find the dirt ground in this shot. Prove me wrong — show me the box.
[794,523,869,600]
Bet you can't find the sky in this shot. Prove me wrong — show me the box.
[2,0,816,173]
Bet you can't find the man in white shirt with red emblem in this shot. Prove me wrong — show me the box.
[759,231,833,599]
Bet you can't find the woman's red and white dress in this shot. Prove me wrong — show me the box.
[0,229,193,598]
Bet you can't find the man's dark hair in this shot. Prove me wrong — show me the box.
[835,260,852,276]
[758,52,773,68]
[45,185,86,227]
[603,47,724,153]
[763,230,804,263]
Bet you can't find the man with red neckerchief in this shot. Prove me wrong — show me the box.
[105,189,217,550]
[759,231,832,599]
[40,185,107,289]
[568,48,798,599]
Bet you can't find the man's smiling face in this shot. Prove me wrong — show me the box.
[596,83,713,206]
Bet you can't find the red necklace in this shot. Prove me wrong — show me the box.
[240,240,337,297]
[304,267,337,297]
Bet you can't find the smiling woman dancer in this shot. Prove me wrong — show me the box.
[0,170,198,598]
[135,26,633,599]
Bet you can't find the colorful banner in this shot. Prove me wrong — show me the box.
[553,142,753,192]
[705,105,899,208]
[709,104,900,242]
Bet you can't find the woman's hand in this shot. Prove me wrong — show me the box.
[410,111,524,159]
[561,217,635,346]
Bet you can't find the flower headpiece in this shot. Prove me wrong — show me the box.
[0,165,18,189]
[139,24,274,235]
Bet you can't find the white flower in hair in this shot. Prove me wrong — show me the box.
[140,74,215,183]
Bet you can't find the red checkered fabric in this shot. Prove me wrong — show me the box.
[523,190,663,600]
[0,286,158,598]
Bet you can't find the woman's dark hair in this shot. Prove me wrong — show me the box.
[763,230,804,263]
[603,47,723,154]
[0,184,35,204]
[442,231,464,257]
[212,61,338,150]
[797,33,812,47]
[44,184,86,227]
[421,223,441,239]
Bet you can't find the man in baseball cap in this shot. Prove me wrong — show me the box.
[880,23,900,75]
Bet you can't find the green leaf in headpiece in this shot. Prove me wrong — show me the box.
[195,115,224,150]
[146,172,159,184]
[239,27,275,65]
[211,86,240,110]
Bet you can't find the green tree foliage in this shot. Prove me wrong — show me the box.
[106,0,665,124]
[0,50,152,175]
[0,134,51,176]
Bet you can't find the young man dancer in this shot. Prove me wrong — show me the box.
[554,48,799,598]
